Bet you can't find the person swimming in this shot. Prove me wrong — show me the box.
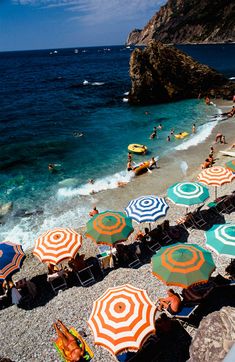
[150,130,157,139]
[73,131,84,137]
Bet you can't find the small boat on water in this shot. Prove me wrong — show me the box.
[133,162,150,176]
[175,132,188,139]
[128,144,147,154]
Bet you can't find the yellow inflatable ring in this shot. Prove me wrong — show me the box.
[128,144,147,154]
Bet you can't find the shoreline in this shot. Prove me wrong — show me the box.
[1,99,235,362]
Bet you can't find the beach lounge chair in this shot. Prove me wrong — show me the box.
[176,213,194,231]
[47,272,67,294]
[53,327,94,362]
[76,266,95,287]
[222,196,235,213]
[190,211,207,228]
[161,231,172,245]
[128,253,142,269]
[148,242,161,253]
[165,304,199,328]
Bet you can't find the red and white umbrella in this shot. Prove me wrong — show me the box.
[198,166,234,198]
[88,284,156,356]
[33,228,82,265]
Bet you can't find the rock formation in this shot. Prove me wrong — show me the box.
[128,41,235,105]
[189,306,235,362]
[126,0,235,45]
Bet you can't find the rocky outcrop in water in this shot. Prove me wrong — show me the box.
[126,0,235,45]
[189,307,235,362]
[128,41,235,105]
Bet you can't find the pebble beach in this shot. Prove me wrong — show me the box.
[1,99,235,362]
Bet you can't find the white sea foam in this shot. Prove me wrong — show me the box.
[83,80,104,86]
[124,91,129,95]
[229,76,235,80]
[91,82,104,86]
[57,170,134,198]
[174,120,218,151]
[123,98,129,102]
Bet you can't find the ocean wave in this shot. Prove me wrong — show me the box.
[83,80,105,86]
[229,76,235,80]
[124,91,129,95]
[122,98,129,102]
[57,170,134,198]
[174,120,218,151]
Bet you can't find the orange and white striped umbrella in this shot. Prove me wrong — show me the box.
[88,284,156,356]
[198,166,234,198]
[33,228,82,265]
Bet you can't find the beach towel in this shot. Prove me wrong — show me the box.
[53,327,93,362]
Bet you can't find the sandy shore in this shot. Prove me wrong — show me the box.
[0,98,235,362]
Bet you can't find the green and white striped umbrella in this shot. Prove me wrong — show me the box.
[205,224,235,258]
[167,182,209,207]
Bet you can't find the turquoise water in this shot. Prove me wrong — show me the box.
[0,44,234,249]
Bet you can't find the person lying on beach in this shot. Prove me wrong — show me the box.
[201,158,212,169]
[157,289,182,315]
[68,253,87,272]
[89,206,99,217]
[52,320,85,362]
[117,181,128,187]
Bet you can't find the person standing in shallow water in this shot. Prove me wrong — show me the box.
[192,124,196,133]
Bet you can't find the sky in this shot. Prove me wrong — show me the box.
[0,0,166,51]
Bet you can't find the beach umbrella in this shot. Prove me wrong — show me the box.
[88,284,156,356]
[197,166,234,198]
[151,243,215,288]
[0,241,25,281]
[205,224,235,259]
[225,160,235,173]
[33,227,82,265]
[125,195,169,229]
[86,211,134,246]
[167,182,209,212]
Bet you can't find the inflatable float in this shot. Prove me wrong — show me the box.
[133,161,150,176]
[175,132,189,139]
[128,144,147,154]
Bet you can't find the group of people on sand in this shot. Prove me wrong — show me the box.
[201,146,215,169]
[127,154,157,172]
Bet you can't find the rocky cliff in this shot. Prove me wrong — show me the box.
[189,307,235,361]
[128,41,235,105]
[126,0,235,45]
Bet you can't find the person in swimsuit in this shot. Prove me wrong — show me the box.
[157,289,181,315]
[52,320,85,362]
[127,161,133,171]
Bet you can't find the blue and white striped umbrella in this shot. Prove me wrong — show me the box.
[125,195,169,223]
[167,182,209,207]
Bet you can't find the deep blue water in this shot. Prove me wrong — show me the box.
[0,44,234,248]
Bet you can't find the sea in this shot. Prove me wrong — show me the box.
[0,44,235,250]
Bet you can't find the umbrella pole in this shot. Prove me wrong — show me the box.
[149,223,151,231]
[215,186,217,200]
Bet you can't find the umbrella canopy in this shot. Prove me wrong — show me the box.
[125,195,169,223]
[151,243,215,288]
[197,166,234,198]
[225,160,235,173]
[86,211,134,246]
[33,228,82,265]
[205,224,235,258]
[167,182,209,207]
[88,284,156,355]
[0,241,25,281]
